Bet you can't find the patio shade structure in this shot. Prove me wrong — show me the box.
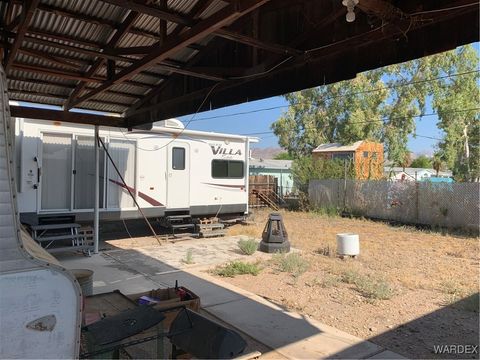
[0,0,478,128]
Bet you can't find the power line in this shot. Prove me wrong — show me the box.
[245,129,443,141]
[183,70,479,123]
[241,107,480,135]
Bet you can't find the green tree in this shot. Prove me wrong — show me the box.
[431,45,479,182]
[410,155,433,168]
[271,44,479,179]
[291,156,354,194]
[273,152,293,160]
[272,72,387,158]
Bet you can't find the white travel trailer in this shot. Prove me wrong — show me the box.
[14,117,256,225]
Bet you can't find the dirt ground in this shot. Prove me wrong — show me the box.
[218,209,480,359]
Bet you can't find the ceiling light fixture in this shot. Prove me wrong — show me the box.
[342,0,359,22]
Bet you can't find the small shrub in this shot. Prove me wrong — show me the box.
[273,253,310,277]
[213,261,261,277]
[341,269,362,284]
[440,279,464,296]
[182,249,195,264]
[342,270,394,300]
[308,275,339,288]
[356,278,395,300]
[238,238,258,255]
[312,206,340,217]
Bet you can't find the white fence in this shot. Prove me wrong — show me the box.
[309,179,480,232]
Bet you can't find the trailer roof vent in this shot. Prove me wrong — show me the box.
[156,118,185,129]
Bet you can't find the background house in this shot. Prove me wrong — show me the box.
[385,167,453,182]
[312,140,384,180]
[249,159,293,196]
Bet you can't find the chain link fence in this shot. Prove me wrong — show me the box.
[309,179,480,233]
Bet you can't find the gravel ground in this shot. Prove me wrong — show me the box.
[217,209,480,359]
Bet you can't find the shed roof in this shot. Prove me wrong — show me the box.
[2,0,478,127]
[385,167,453,177]
[250,159,292,170]
[312,141,365,153]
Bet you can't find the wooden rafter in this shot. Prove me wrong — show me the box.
[7,76,77,88]
[33,3,203,51]
[4,0,40,73]
[18,48,83,71]
[100,0,192,26]
[71,0,270,108]
[33,0,301,58]
[7,76,144,100]
[9,33,222,82]
[11,63,104,83]
[18,0,302,75]
[127,4,345,115]
[156,63,225,81]
[64,10,141,110]
[10,106,124,126]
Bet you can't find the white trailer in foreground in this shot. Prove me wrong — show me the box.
[14,117,257,224]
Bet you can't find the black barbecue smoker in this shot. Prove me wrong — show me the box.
[259,213,290,253]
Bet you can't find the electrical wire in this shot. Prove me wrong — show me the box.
[409,3,479,16]
[226,56,294,80]
[118,70,479,151]
[245,129,443,141]
[185,70,480,123]
[119,83,220,151]
[240,107,480,135]
[98,136,162,244]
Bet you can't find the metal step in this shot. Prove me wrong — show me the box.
[166,214,192,219]
[170,223,195,229]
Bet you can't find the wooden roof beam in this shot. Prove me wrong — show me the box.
[10,105,124,126]
[6,76,144,99]
[7,76,77,88]
[11,63,105,83]
[4,0,40,73]
[31,3,203,52]
[155,63,225,81]
[64,9,144,110]
[18,48,83,71]
[36,3,120,29]
[71,0,270,108]
[100,0,192,26]
[128,3,345,113]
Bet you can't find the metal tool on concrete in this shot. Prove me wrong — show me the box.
[259,213,290,253]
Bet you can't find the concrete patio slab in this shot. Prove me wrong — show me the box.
[56,252,161,295]
[58,238,404,359]
[107,235,270,270]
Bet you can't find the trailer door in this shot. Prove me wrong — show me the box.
[167,143,189,209]
[40,133,72,211]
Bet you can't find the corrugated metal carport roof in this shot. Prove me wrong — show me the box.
[1,0,478,127]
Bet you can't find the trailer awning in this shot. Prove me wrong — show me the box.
[2,0,478,127]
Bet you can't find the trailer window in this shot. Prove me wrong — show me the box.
[212,160,244,178]
[172,147,185,170]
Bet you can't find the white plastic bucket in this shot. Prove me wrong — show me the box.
[336,233,360,256]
